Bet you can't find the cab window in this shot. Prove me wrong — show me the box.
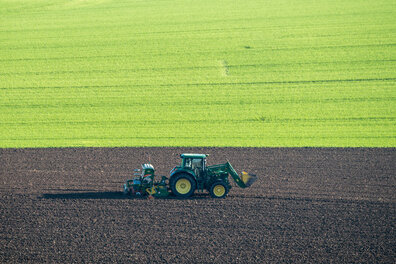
[184,158,192,167]
[192,158,203,169]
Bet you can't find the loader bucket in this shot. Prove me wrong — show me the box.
[241,171,257,187]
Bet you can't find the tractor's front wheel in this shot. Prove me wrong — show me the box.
[209,182,229,198]
[170,173,196,198]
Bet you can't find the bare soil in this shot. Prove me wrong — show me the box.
[0,147,395,263]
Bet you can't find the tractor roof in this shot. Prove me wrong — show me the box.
[180,153,207,159]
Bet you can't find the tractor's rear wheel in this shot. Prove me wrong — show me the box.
[170,173,196,198]
[209,182,229,198]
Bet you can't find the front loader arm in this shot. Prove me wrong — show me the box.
[208,162,257,188]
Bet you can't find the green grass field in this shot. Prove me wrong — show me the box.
[0,0,395,147]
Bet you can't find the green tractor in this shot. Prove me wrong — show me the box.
[123,153,256,198]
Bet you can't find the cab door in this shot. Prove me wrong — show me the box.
[191,158,205,181]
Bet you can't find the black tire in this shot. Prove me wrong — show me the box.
[170,173,196,198]
[209,181,229,198]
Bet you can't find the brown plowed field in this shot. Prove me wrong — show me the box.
[0,148,395,263]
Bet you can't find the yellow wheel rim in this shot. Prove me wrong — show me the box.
[175,178,191,195]
[213,185,226,197]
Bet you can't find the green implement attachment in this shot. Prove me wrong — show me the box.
[123,164,170,197]
[207,162,257,188]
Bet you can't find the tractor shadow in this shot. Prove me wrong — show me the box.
[41,191,210,200]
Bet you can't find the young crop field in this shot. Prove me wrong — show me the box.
[0,0,395,147]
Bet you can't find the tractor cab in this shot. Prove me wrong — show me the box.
[180,153,207,178]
